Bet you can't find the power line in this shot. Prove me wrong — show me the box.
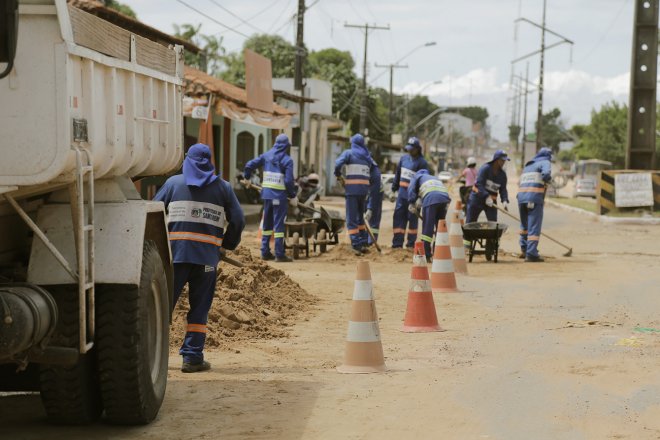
[207,0,263,33]
[267,3,294,33]
[175,0,251,39]
[578,0,629,65]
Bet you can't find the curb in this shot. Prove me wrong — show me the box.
[547,199,660,225]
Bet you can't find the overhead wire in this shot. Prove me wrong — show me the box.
[206,0,264,34]
[175,0,251,39]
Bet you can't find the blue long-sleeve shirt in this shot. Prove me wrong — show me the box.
[473,162,509,203]
[244,140,296,200]
[408,171,451,208]
[517,149,552,204]
[392,154,428,195]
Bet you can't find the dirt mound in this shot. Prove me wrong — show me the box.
[319,243,413,264]
[170,246,317,351]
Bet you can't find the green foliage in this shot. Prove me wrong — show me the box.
[457,106,489,124]
[571,101,627,166]
[103,0,137,18]
[307,48,359,121]
[173,24,225,76]
[508,125,521,142]
[539,107,566,151]
[221,34,298,85]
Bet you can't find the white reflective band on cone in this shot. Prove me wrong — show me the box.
[449,223,462,234]
[450,247,465,259]
[432,259,454,273]
[435,232,450,246]
[346,321,381,342]
[352,280,374,301]
[410,279,432,292]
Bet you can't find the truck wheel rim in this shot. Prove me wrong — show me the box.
[148,279,164,384]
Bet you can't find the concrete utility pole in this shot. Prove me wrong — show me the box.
[375,62,408,136]
[512,4,573,152]
[626,0,659,169]
[292,0,306,150]
[344,23,390,133]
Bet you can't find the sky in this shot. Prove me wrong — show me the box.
[129,0,636,141]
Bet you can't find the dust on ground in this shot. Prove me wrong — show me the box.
[170,246,317,351]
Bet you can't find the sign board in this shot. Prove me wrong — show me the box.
[183,96,210,119]
[244,49,274,113]
[614,173,654,207]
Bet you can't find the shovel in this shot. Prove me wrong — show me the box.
[496,205,573,257]
[363,219,382,254]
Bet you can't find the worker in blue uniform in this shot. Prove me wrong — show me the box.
[334,133,381,256]
[365,180,384,245]
[407,169,452,261]
[466,149,510,223]
[243,134,298,263]
[154,143,245,373]
[391,137,428,248]
[517,147,553,262]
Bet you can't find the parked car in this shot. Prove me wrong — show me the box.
[381,173,396,202]
[573,159,612,197]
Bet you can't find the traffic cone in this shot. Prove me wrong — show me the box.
[402,242,444,332]
[448,211,468,275]
[431,219,458,293]
[337,261,387,374]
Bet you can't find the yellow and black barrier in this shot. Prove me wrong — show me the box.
[597,170,660,215]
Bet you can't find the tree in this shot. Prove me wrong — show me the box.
[571,102,627,166]
[102,0,137,18]
[308,48,359,122]
[221,34,298,85]
[173,24,225,76]
[457,106,489,124]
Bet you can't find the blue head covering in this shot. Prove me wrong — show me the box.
[489,149,510,163]
[415,169,430,177]
[183,143,218,187]
[350,133,371,161]
[527,147,553,166]
[270,133,291,162]
[405,136,422,152]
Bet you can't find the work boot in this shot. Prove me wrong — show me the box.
[275,255,293,263]
[525,255,544,263]
[181,360,211,373]
[351,247,363,256]
[518,251,526,259]
[261,253,275,261]
[426,256,433,264]
[360,246,370,254]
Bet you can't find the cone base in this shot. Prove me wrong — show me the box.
[401,325,445,333]
[336,364,387,374]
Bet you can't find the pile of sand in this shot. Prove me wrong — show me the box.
[318,243,414,264]
[170,246,317,351]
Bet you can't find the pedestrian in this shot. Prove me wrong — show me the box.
[407,169,452,262]
[243,134,298,263]
[391,137,428,248]
[517,147,553,262]
[466,149,510,223]
[334,133,381,256]
[154,143,245,373]
[365,180,384,245]
[459,156,478,209]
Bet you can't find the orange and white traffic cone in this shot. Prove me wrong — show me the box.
[430,219,459,293]
[402,242,444,332]
[337,261,387,374]
[448,210,468,275]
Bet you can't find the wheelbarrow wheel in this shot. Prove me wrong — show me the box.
[292,232,300,259]
[485,239,494,261]
[318,229,327,253]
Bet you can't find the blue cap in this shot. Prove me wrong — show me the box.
[275,133,291,146]
[405,136,422,152]
[490,149,510,163]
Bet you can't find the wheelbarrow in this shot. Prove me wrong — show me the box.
[285,220,318,259]
[304,206,345,253]
[462,222,508,263]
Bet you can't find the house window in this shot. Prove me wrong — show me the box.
[258,133,265,155]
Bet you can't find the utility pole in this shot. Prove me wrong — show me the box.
[511,6,573,152]
[375,62,408,137]
[521,62,530,168]
[345,23,390,133]
[292,0,306,151]
[535,0,547,151]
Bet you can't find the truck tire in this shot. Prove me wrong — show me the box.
[96,240,169,425]
[39,286,103,425]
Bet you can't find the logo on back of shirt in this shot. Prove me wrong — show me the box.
[191,208,202,218]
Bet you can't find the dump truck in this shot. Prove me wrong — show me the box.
[0,0,183,424]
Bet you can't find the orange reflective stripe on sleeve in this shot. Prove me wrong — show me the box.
[528,235,540,241]
[399,181,410,188]
[348,228,359,235]
[186,323,207,333]
[345,179,370,185]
